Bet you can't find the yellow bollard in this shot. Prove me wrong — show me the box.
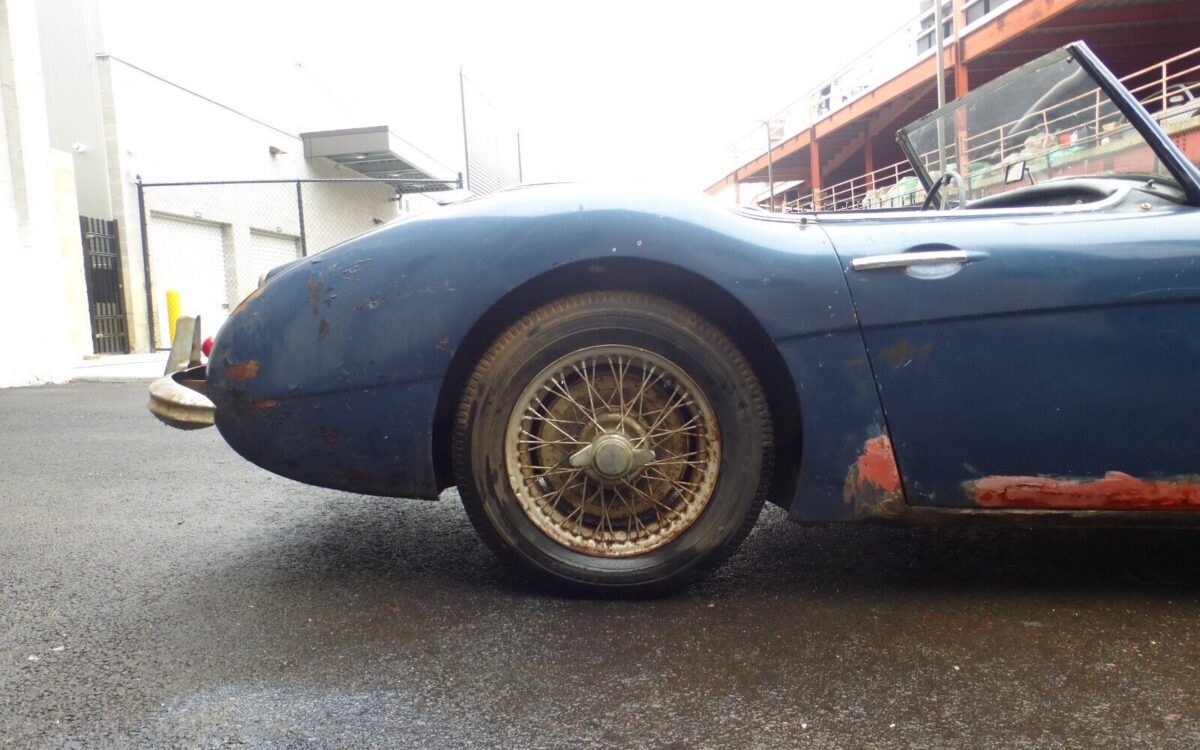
[166,289,181,343]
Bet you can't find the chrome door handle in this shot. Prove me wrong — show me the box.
[850,250,975,272]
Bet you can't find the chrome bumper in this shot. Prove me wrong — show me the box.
[146,315,216,430]
[148,365,214,429]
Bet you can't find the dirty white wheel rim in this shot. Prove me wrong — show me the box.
[505,345,721,557]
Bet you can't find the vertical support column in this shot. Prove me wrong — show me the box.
[954,59,970,98]
[296,180,307,257]
[950,0,971,187]
[951,0,969,98]
[864,133,876,191]
[765,122,776,212]
[96,56,150,353]
[136,175,155,349]
[224,222,252,304]
[808,131,822,211]
[933,0,948,175]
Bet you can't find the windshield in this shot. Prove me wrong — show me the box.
[898,47,1179,204]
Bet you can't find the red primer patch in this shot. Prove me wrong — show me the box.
[970,472,1200,510]
[857,435,901,493]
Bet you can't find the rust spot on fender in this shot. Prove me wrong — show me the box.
[225,360,260,381]
[341,258,374,278]
[878,340,933,370]
[247,399,277,411]
[306,279,322,315]
[844,434,905,517]
[231,284,267,316]
[968,472,1200,510]
[318,319,331,341]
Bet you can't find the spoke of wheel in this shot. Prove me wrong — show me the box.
[527,466,579,476]
[608,355,627,421]
[545,469,583,497]
[561,484,589,533]
[588,359,614,410]
[543,471,584,513]
[622,364,659,424]
[518,428,584,447]
[634,387,689,448]
[579,474,590,528]
[518,430,583,445]
[648,429,700,453]
[526,397,585,427]
[644,465,696,496]
[547,374,604,432]
[599,485,614,540]
[643,447,705,465]
[650,413,701,436]
[523,408,581,444]
[611,484,650,537]
[526,402,584,432]
[621,478,678,518]
[647,444,705,462]
[572,362,602,425]
[650,436,702,457]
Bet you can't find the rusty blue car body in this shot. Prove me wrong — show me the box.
[200,43,1200,526]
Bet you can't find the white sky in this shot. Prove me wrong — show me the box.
[98,0,916,191]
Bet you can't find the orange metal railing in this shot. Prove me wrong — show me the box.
[778,44,1200,212]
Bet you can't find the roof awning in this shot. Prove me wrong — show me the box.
[299,126,458,192]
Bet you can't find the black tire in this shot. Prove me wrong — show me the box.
[453,291,773,594]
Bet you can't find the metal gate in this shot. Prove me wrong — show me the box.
[79,216,130,354]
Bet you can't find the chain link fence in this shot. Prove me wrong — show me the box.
[136,176,458,349]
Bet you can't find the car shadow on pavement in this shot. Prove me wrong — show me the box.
[212,494,1200,605]
[709,505,1200,594]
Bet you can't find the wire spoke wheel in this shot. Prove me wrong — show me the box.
[505,345,721,557]
[455,291,771,592]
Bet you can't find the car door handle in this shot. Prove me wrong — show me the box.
[851,249,984,272]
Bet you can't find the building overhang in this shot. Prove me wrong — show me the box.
[300,126,455,191]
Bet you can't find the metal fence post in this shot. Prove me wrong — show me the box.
[296,180,308,257]
[459,67,471,194]
[136,174,157,350]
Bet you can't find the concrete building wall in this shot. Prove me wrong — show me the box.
[0,0,90,387]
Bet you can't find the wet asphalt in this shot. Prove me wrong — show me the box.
[2,381,1200,748]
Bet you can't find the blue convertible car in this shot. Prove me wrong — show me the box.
[151,43,1200,592]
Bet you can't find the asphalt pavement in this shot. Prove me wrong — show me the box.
[3,381,1200,748]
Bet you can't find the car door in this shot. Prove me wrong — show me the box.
[823,201,1200,510]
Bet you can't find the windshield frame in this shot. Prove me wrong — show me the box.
[895,42,1200,207]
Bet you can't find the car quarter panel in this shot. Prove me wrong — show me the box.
[208,185,893,520]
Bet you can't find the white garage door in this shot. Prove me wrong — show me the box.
[149,215,228,348]
[242,230,302,299]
